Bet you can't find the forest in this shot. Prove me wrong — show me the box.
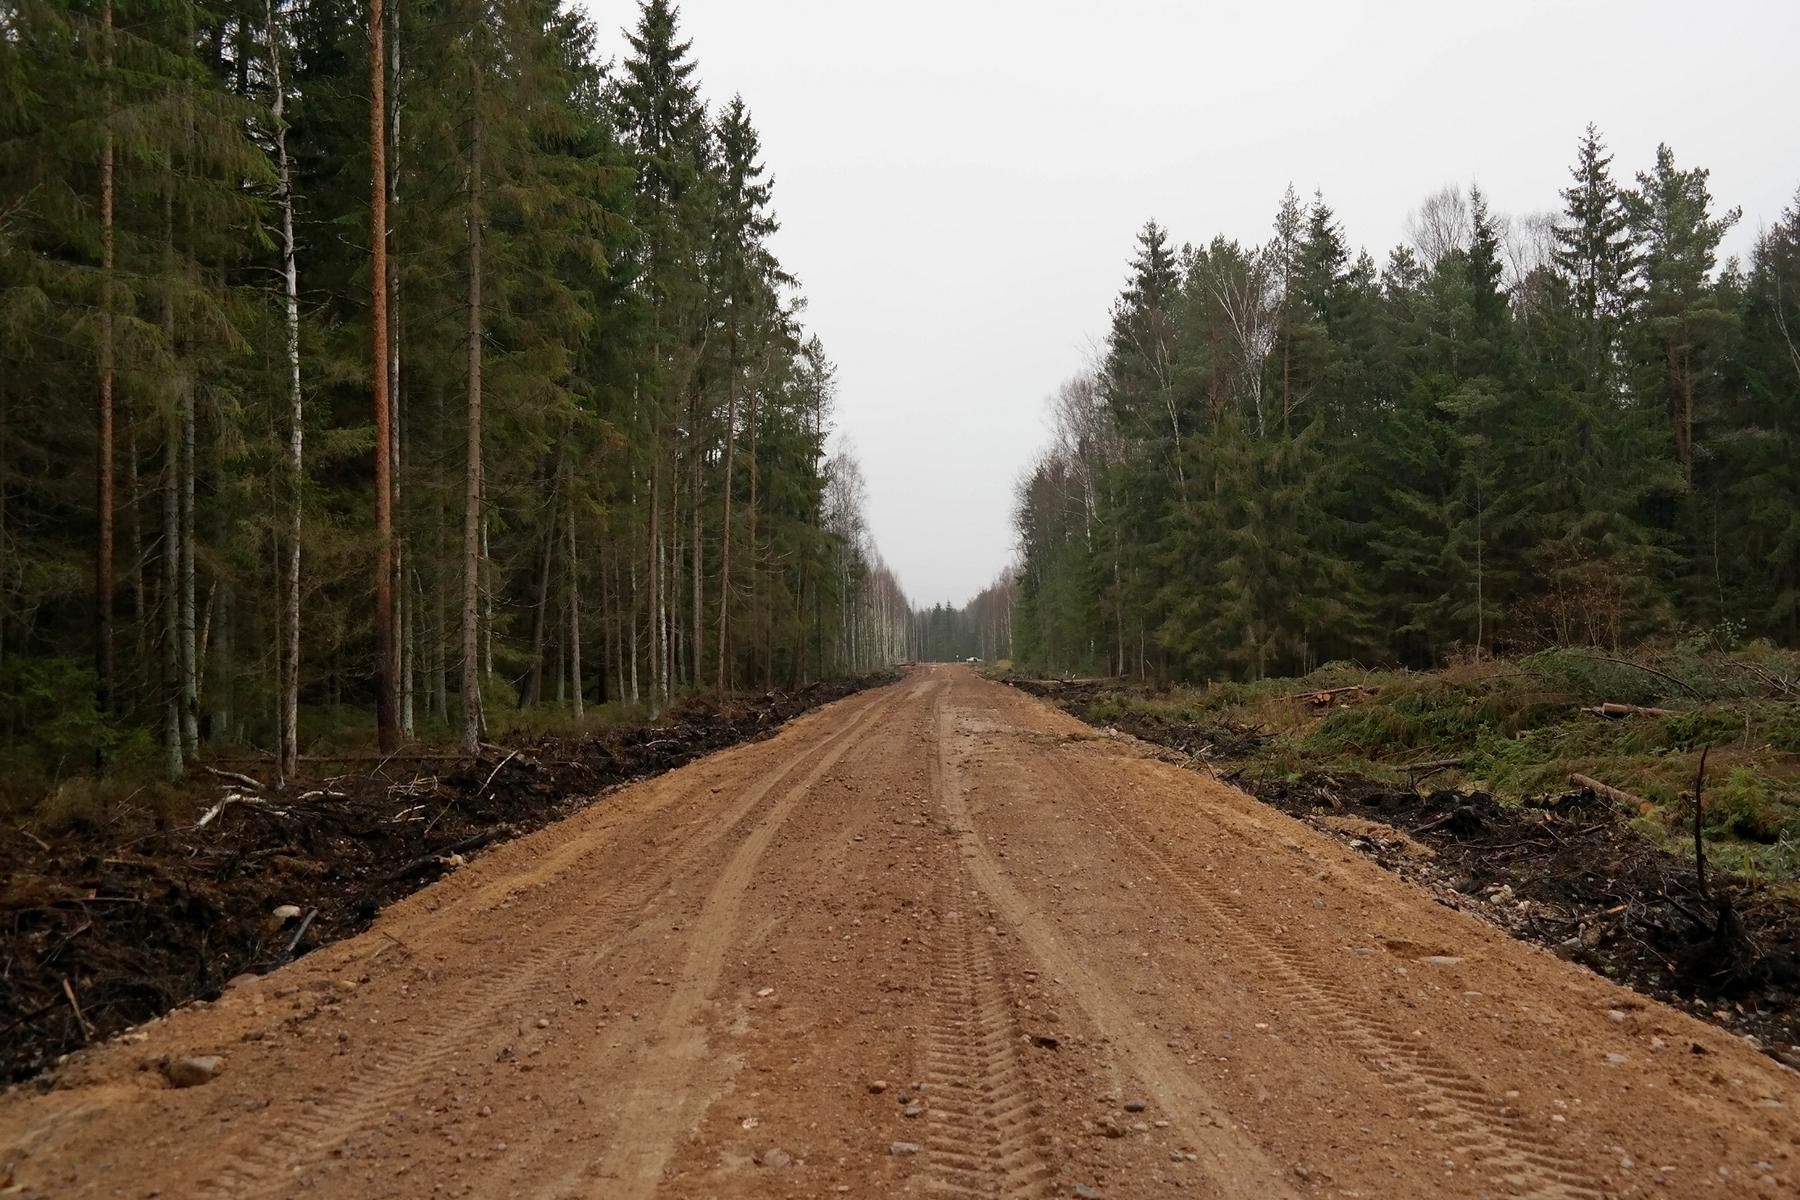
[0,0,914,790]
[1006,132,1800,682]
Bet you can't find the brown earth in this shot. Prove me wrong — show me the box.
[1,678,884,1084]
[1,665,1794,1199]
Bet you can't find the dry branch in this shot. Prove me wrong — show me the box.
[1570,773,1652,814]
[1582,702,1678,719]
[201,765,263,790]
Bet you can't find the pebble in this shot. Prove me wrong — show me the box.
[891,1141,920,1156]
[536,1018,550,1029]
[756,987,776,998]
[1123,1099,1147,1113]
[869,1079,889,1094]
[1074,1187,1102,1199]
[760,1148,792,1169]
[1607,1009,1628,1024]
[1096,1117,1127,1138]
[161,1055,224,1088]
[903,1105,923,1119]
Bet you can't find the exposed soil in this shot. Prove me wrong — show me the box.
[0,676,889,1084]
[1,666,1793,1200]
[1010,677,1800,1066]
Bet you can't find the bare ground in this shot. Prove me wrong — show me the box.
[1,666,1794,1199]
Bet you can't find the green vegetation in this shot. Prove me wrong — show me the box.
[1002,132,1799,682]
[1041,645,1800,879]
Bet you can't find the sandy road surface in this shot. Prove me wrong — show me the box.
[3,666,1795,1199]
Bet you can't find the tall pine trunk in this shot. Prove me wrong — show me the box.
[370,0,398,751]
[95,0,115,728]
[459,66,483,755]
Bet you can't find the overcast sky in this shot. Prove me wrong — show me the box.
[589,0,1800,610]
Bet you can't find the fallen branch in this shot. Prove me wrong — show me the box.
[202,764,263,790]
[195,792,292,829]
[1570,773,1652,814]
[1402,757,1463,773]
[1582,702,1678,719]
[295,788,349,801]
[1567,652,1707,700]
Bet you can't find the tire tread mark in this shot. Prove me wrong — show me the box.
[922,894,1055,1199]
[1046,750,1605,1200]
[199,686,900,1200]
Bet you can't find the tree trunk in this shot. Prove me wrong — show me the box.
[690,402,702,691]
[161,446,182,780]
[648,446,662,714]
[389,0,410,740]
[567,496,583,721]
[96,0,115,727]
[523,495,554,708]
[269,0,303,780]
[371,0,398,752]
[178,369,197,757]
[459,66,483,755]
[715,375,738,694]
[743,381,761,689]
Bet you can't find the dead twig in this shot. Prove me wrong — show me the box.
[13,824,51,852]
[476,749,520,799]
[61,977,95,1042]
[282,908,318,959]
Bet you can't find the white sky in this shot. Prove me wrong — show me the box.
[589,0,1800,610]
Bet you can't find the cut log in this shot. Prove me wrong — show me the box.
[1570,773,1653,814]
[1581,702,1678,719]
[1290,684,1368,704]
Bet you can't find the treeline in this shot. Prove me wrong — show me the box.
[1012,128,1800,681]
[0,0,909,785]
[911,573,1017,662]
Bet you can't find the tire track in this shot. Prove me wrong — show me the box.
[1039,748,1605,1200]
[575,684,903,1199]
[921,893,1056,1198]
[199,684,901,1200]
[930,689,1300,1200]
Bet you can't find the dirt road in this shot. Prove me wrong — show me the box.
[3,667,1794,1198]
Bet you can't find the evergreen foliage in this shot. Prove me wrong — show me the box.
[1011,136,1799,681]
[0,0,908,787]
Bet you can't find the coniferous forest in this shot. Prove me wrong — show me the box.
[1010,135,1800,681]
[1,0,913,787]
